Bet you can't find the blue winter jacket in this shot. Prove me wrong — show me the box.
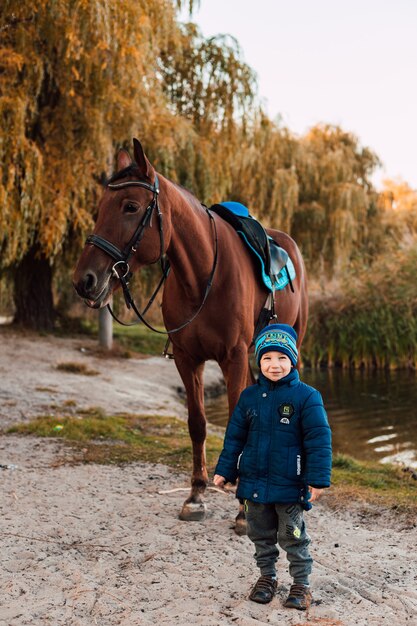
[214,369,332,510]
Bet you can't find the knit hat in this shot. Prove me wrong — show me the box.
[254,323,298,366]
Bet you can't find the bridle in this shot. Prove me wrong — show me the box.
[87,174,166,282]
[85,174,218,336]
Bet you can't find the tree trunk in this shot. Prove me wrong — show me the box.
[13,245,55,331]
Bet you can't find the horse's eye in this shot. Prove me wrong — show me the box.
[124,203,138,214]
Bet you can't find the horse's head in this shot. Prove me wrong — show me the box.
[73,139,171,308]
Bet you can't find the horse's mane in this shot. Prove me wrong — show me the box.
[106,164,145,185]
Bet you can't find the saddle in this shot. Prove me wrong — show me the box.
[209,201,293,292]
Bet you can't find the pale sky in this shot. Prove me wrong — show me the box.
[181,0,417,189]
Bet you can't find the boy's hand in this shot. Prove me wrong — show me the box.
[213,474,226,487]
[308,487,324,502]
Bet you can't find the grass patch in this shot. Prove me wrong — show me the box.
[64,318,168,357]
[6,416,417,514]
[56,362,99,376]
[54,313,167,357]
[112,324,168,356]
[331,452,417,513]
[7,410,223,472]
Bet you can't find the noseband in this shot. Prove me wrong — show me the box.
[85,174,218,337]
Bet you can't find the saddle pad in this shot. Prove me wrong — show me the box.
[219,201,250,218]
[237,231,296,291]
[210,202,296,292]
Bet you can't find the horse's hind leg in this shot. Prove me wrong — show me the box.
[174,349,208,521]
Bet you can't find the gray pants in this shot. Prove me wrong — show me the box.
[245,501,313,585]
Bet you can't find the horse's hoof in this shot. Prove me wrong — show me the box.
[234,517,247,536]
[179,501,207,521]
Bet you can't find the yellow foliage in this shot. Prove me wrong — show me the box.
[0,0,184,267]
[378,179,417,245]
[1,0,410,288]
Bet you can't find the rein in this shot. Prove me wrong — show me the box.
[85,174,218,336]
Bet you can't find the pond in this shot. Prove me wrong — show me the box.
[205,368,417,469]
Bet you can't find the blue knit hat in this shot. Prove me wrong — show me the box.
[255,324,298,366]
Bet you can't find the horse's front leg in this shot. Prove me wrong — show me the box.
[220,345,253,535]
[174,349,208,521]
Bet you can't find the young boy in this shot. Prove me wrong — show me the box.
[214,324,332,610]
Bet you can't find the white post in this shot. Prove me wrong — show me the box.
[98,147,116,351]
[98,299,113,350]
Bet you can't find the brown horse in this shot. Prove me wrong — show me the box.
[73,139,308,529]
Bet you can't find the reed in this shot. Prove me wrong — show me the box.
[304,245,417,369]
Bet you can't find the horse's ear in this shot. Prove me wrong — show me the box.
[133,138,153,179]
[117,149,132,172]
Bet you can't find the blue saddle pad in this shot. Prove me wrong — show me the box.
[238,231,296,292]
[210,202,296,292]
[220,201,250,218]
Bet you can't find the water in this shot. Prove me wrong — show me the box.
[205,369,417,468]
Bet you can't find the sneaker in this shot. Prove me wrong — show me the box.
[249,576,277,604]
[283,583,312,610]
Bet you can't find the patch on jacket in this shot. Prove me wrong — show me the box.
[278,403,295,424]
[246,408,257,421]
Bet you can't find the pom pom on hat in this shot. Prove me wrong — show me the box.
[254,324,298,366]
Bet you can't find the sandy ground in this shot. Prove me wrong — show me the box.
[0,330,224,430]
[1,329,417,626]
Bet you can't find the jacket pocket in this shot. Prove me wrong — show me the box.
[287,446,302,479]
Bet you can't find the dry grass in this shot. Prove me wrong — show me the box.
[304,246,417,369]
[7,410,223,472]
[329,453,417,517]
[56,362,99,376]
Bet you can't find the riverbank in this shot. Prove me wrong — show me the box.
[1,328,417,625]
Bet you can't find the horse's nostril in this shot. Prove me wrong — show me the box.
[83,272,97,294]
[73,269,101,300]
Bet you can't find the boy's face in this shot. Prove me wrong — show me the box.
[260,351,292,381]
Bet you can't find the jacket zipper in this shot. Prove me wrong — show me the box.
[265,382,276,500]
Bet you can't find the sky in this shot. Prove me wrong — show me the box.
[180,0,417,189]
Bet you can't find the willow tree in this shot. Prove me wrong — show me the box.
[225,121,384,279]
[0,0,196,329]
[226,114,300,232]
[158,21,257,202]
[291,124,381,275]
[378,179,417,243]
[229,119,388,280]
